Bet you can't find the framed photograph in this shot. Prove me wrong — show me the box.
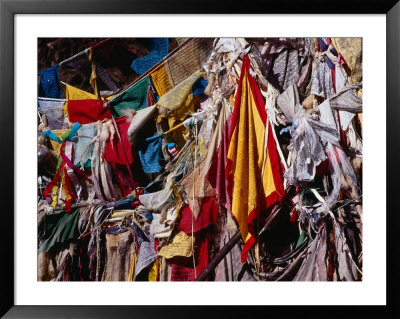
[1,0,398,317]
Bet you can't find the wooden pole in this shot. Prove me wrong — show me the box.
[195,230,241,281]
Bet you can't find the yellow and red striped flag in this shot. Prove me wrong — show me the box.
[225,55,285,262]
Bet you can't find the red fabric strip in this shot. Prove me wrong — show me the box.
[241,235,256,263]
[43,162,63,198]
[289,207,297,223]
[67,99,112,124]
[246,56,267,125]
[266,122,285,199]
[104,116,134,166]
[63,166,77,202]
[65,199,72,212]
[332,66,336,93]
[170,230,211,281]
[226,56,246,152]
[178,197,219,234]
[60,151,92,184]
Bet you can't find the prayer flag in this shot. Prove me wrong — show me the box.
[225,55,284,262]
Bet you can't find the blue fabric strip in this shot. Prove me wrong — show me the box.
[42,130,63,143]
[42,122,81,144]
[138,134,164,174]
[317,38,337,70]
[130,38,169,75]
[65,122,81,141]
[192,78,208,96]
[38,64,63,99]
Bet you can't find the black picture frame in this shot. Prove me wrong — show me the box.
[1,0,399,318]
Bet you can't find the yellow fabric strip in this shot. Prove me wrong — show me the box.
[148,258,159,281]
[128,251,137,282]
[156,71,203,147]
[227,72,277,241]
[49,129,68,154]
[156,71,204,114]
[61,166,72,203]
[111,210,134,218]
[158,231,193,259]
[331,38,362,84]
[150,63,173,97]
[88,48,99,99]
[51,185,59,208]
[63,102,69,120]
[65,84,97,100]
[64,83,113,120]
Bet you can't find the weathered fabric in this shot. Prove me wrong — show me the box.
[331,38,362,84]
[158,231,194,259]
[215,209,256,281]
[95,62,119,93]
[276,83,301,122]
[38,99,70,130]
[38,251,56,281]
[310,59,335,99]
[158,257,172,281]
[138,187,173,212]
[102,230,135,281]
[157,71,205,118]
[163,38,214,88]
[149,200,179,238]
[317,38,337,69]
[206,107,233,211]
[127,105,157,145]
[73,123,97,168]
[329,84,362,113]
[293,225,327,281]
[334,221,359,281]
[271,49,301,92]
[134,236,157,280]
[181,99,232,218]
[317,101,360,209]
[91,122,121,202]
[261,39,306,80]
[284,110,330,185]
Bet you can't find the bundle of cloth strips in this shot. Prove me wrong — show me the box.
[37,37,363,282]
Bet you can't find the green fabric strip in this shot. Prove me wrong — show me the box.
[39,207,80,253]
[110,76,149,117]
